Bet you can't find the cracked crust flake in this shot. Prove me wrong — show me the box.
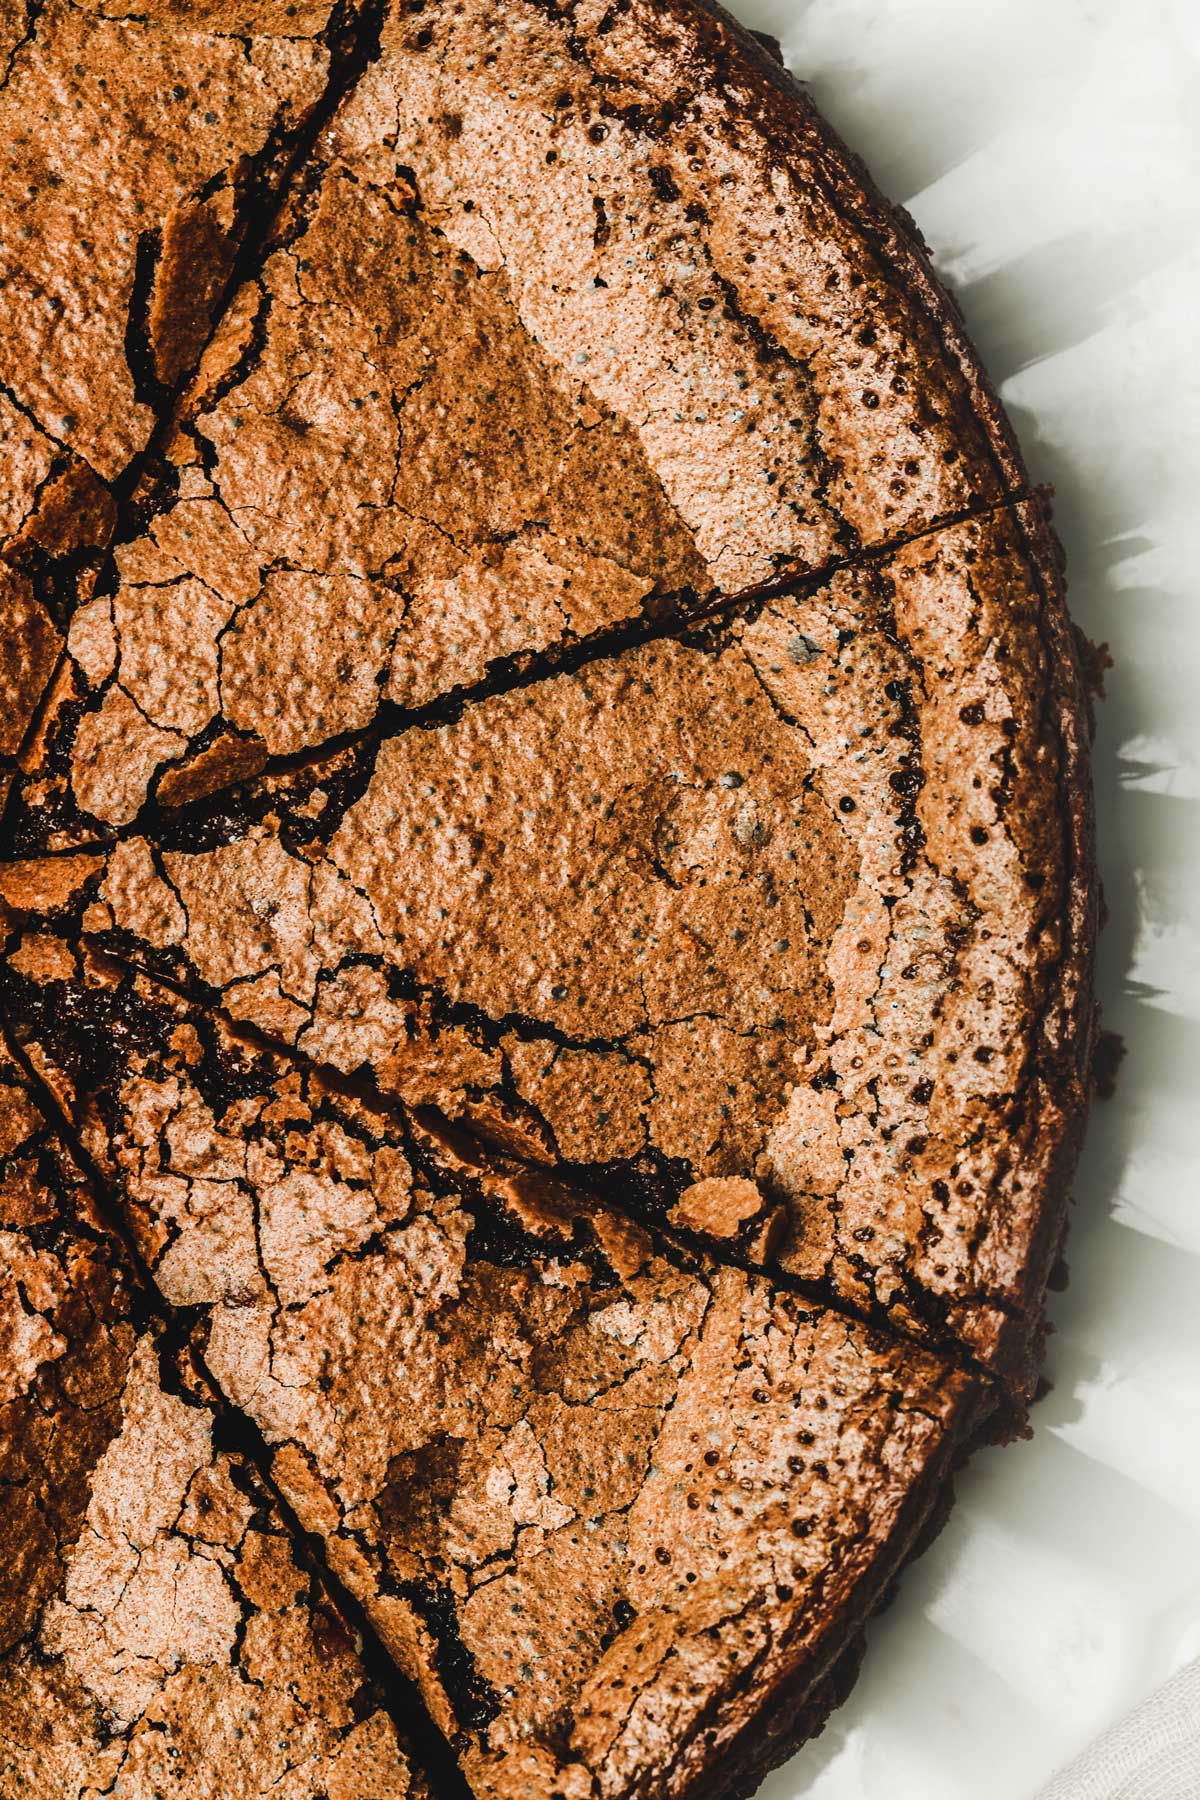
[48,503,1092,1386]
[0,1035,427,1800]
[0,953,985,1800]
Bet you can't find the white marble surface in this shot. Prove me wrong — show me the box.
[718,2,1200,1794]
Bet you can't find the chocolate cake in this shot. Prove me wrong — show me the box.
[0,0,1097,1796]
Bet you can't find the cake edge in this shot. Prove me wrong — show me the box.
[974,495,1099,1399]
[678,1374,998,1800]
[657,0,1036,510]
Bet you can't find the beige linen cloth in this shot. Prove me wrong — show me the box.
[1037,1661,1200,1799]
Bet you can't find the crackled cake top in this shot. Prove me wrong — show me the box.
[0,949,977,1800]
[0,1,1096,1797]
[56,503,1092,1383]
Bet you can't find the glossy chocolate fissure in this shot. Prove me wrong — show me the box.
[0,1,1098,1795]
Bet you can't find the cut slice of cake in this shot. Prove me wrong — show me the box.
[0,0,373,484]
[49,501,1093,1385]
[2,945,987,1800]
[0,1033,428,1800]
[6,0,1041,844]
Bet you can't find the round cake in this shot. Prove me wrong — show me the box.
[0,2,1097,1797]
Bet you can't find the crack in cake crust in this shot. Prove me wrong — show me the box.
[0,495,1036,863]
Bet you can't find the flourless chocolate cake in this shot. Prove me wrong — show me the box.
[0,1,1097,1796]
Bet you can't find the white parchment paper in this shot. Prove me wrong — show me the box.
[718,2,1200,1794]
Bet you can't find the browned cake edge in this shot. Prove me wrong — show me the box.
[671,0,1034,508]
[681,1378,995,1800]
[960,496,1098,1398]
[689,497,1096,1800]
[678,492,1099,1403]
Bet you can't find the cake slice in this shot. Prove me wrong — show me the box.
[2,945,986,1800]
[0,1034,428,1800]
[7,0,1037,843]
[0,0,383,815]
[49,502,1093,1385]
[0,0,376,484]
